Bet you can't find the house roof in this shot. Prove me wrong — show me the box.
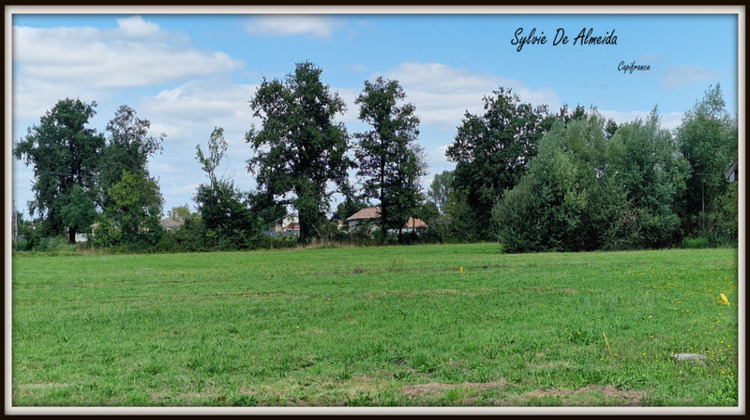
[160,218,184,228]
[346,207,381,221]
[405,217,428,229]
[346,207,428,228]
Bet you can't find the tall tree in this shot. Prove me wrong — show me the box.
[104,170,164,245]
[427,170,455,216]
[196,127,260,248]
[13,98,105,243]
[93,105,166,246]
[354,76,425,240]
[446,87,549,240]
[100,105,165,209]
[676,84,738,237]
[246,61,351,243]
[166,205,193,222]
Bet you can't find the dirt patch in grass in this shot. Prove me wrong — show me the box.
[519,385,645,406]
[400,380,508,398]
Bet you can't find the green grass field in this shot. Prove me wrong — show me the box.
[11,243,739,407]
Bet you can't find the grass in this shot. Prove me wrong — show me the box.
[11,243,739,407]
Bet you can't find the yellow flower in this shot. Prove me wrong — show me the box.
[720,294,730,305]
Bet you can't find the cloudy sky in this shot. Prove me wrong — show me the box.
[9,7,740,218]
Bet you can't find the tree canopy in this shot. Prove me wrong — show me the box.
[354,76,425,240]
[246,61,351,243]
[14,98,105,243]
[446,88,550,240]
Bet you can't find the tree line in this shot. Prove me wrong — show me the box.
[13,61,738,253]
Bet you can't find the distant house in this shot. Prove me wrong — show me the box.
[266,213,300,236]
[403,217,429,233]
[160,218,184,231]
[274,213,299,232]
[724,158,738,182]
[346,207,381,230]
[346,206,428,234]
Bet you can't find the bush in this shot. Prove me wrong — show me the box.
[681,237,711,249]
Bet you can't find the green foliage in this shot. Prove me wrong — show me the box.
[427,170,454,216]
[195,127,227,185]
[194,127,265,250]
[495,114,615,252]
[60,185,97,244]
[446,87,549,240]
[247,61,351,243]
[194,183,262,250]
[354,76,426,240]
[99,105,165,210]
[13,98,105,240]
[604,108,689,249]
[166,205,193,222]
[677,84,738,238]
[681,237,711,249]
[494,110,687,253]
[713,181,738,245]
[97,171,164,247]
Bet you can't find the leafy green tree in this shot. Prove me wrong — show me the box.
[99,105,164,209]
[714,181,738,244]
[246,61,351,243]
[99,170,163,246]
[676,84,738,237]
[446,87,549,240]
[427,170,455,216]
[196,127,261,249]
[495,110,688,252]
[605,108,689,248]
[167,205,193,222]
[494,114,618,252]
[60,185,98,243]
[13,98,105,243]
[354,76,425,240]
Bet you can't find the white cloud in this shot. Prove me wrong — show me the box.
[11,16,243,124]
[116,15,161,38]
[244,15,341,39]
[143,78,259,142]
[139,77,265,209]
[660,66,721,90]
[14,24,241,90]
[381,62,560,130]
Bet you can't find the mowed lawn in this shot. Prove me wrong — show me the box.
[11,244,739,407]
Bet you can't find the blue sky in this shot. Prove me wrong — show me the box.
[9,8,740,218]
